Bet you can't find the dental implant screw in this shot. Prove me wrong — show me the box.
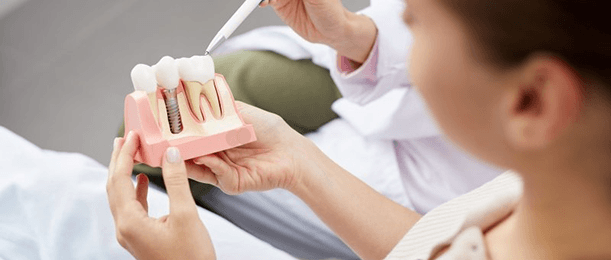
[163,89,183,134]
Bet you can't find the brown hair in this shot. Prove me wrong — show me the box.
[438,0,611,92]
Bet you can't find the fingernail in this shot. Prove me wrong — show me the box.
[113,138,120,149]
[166,147,181,164]
[126,131,134,142]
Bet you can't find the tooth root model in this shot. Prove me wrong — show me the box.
[177,55,222,121]
[124,55,257,167]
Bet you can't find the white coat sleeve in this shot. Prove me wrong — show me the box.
[330,0,414,105]
[329,0,442,139]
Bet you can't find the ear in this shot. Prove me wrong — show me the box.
[502,55,583,150]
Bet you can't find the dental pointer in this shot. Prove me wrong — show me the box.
[205,0,264,55]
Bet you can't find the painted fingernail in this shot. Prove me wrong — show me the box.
[113,138,120,149]
[166,147,181,164]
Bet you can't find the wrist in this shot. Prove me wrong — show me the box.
[286,136,326,197]
[329,11,378,64]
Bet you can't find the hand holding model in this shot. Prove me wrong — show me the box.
[260,0,377,63]
[107,132,215,260]
[187,101,312,194]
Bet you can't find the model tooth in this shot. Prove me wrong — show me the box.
[177,57,203,121]
[178,55,215,83]
[153,56,180,90]
[131,64,157,93]
[131,63,159,121]
[177,55,220,120]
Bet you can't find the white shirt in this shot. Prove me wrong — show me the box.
[214,0,503,213]
[385,171,523,259]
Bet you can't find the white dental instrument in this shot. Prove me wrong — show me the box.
[205,0,264,55]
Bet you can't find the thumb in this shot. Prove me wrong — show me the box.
[235,101,283,130]
[162,147,197,216]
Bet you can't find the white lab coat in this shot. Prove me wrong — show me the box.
[214,0,503,213]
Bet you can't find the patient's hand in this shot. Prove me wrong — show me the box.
[188,101,314,194]
[107,132,215,260]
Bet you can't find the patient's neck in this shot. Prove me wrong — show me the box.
[487,155,611,260]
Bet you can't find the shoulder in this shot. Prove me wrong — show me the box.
[385,172,523,260]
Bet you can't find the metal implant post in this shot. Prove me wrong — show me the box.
[153,56,184,134]
[163,88,183,134]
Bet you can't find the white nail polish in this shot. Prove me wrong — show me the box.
[166,147,181,163]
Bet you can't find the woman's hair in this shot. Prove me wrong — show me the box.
[438,0,611,93]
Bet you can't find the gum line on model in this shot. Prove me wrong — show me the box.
[123,55,257,167]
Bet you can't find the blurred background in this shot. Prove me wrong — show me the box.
[0,0,368,165]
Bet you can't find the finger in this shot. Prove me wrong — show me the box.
[235,101,281,128]
[109,131,140,209]
[259,0,269,7]
[185,161,219,186]
[234,101,250,114]
[234,102,257,125]
[193,154,238,193]
[162,147,198,216]
[115,131,140,179]
[193,154,234,176]
[135,173,149,213]
[108,138,125,177]
[107,138,124,220]
[224,147,259,159]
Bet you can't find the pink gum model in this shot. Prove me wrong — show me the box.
[124,74,257,167]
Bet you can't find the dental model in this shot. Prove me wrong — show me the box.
[124,55,257,167]
[154,56,183,134]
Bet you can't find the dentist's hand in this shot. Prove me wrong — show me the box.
[188,102,312,195]
[107,132,215,260]
[260,0,377,63]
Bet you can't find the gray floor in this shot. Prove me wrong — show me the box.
[0,0,367,165]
